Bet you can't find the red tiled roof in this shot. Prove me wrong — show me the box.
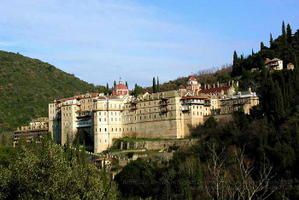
[181,96,208,100]
[200,86,231,94]
[115,83,128,90]
[189,76,197,81]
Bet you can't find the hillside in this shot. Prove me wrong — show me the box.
[232,22,299,79]
[0,50,98,132]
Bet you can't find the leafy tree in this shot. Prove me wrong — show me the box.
[132,84,143,97]
[115,159,158,199]
[0,138,118,199]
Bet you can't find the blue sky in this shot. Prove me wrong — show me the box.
[0,0,299,87]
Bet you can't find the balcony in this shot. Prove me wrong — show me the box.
[77,119,92,128]
[160,107,168,114]
[130,102,137,111]
[181,105,190,112]
[159,98,169,107]
[77,111,92,119]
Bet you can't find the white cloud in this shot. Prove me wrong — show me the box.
[0,0,249,86]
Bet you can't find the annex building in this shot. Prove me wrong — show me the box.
[48,77,259,153]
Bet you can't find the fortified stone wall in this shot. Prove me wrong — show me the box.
[114,138,199,151]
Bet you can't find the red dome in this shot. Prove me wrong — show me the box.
[115,83,128,90]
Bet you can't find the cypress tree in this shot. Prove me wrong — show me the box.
[113,80,116,88]
[251,49,254,56]
[270,33,273,48]
[233,51,238,66]
[152,77,156,93]
[282,21,286,38]
[125,81,128,88]
[260,42,265,50]
[274,81,285,122]
[106,83,109,94]
[156,76,160,92]
[287,23,292,43]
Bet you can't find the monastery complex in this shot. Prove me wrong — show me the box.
[46,76,259,153]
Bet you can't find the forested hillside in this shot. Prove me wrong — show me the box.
[115,23,299,200]
[232,22,299,78]
[0,51,99,132]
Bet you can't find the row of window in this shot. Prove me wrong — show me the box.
[99,118,121,122]
[95,127,136,133]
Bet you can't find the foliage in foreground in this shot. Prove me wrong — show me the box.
[0,138,117,200]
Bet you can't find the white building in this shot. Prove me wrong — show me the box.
[265,58,283,71]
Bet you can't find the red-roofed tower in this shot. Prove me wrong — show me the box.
[112,81,129,96]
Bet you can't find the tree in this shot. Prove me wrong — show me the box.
[287,23,292,43]
[113,80,116,88]
[233,51,238,66]
[204,144,276,200]
[152,77,157,93]
[156,76,160,92]
[125,81,128,88]
[282,21,286,38]
[232,51,242,77]
[270,33,273,48]
[115,159,158,199]
[132,84,143,97]
[106,83,109,94]
[0,138,118,199]
[260,42,265,50]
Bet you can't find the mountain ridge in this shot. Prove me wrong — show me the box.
[0,50,99,132]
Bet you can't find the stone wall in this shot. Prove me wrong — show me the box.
[114,138,199,151]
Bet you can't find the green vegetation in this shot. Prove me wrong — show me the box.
[232,22,299,78]
[148,67,232,92]
[0,50,106,133]
[114,23,299,199]
[0,137,117,199]
[1,22,299,199]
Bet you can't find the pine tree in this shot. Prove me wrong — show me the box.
[287,23,292,43]
[156,76,160,92]
[152,77,156,93]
